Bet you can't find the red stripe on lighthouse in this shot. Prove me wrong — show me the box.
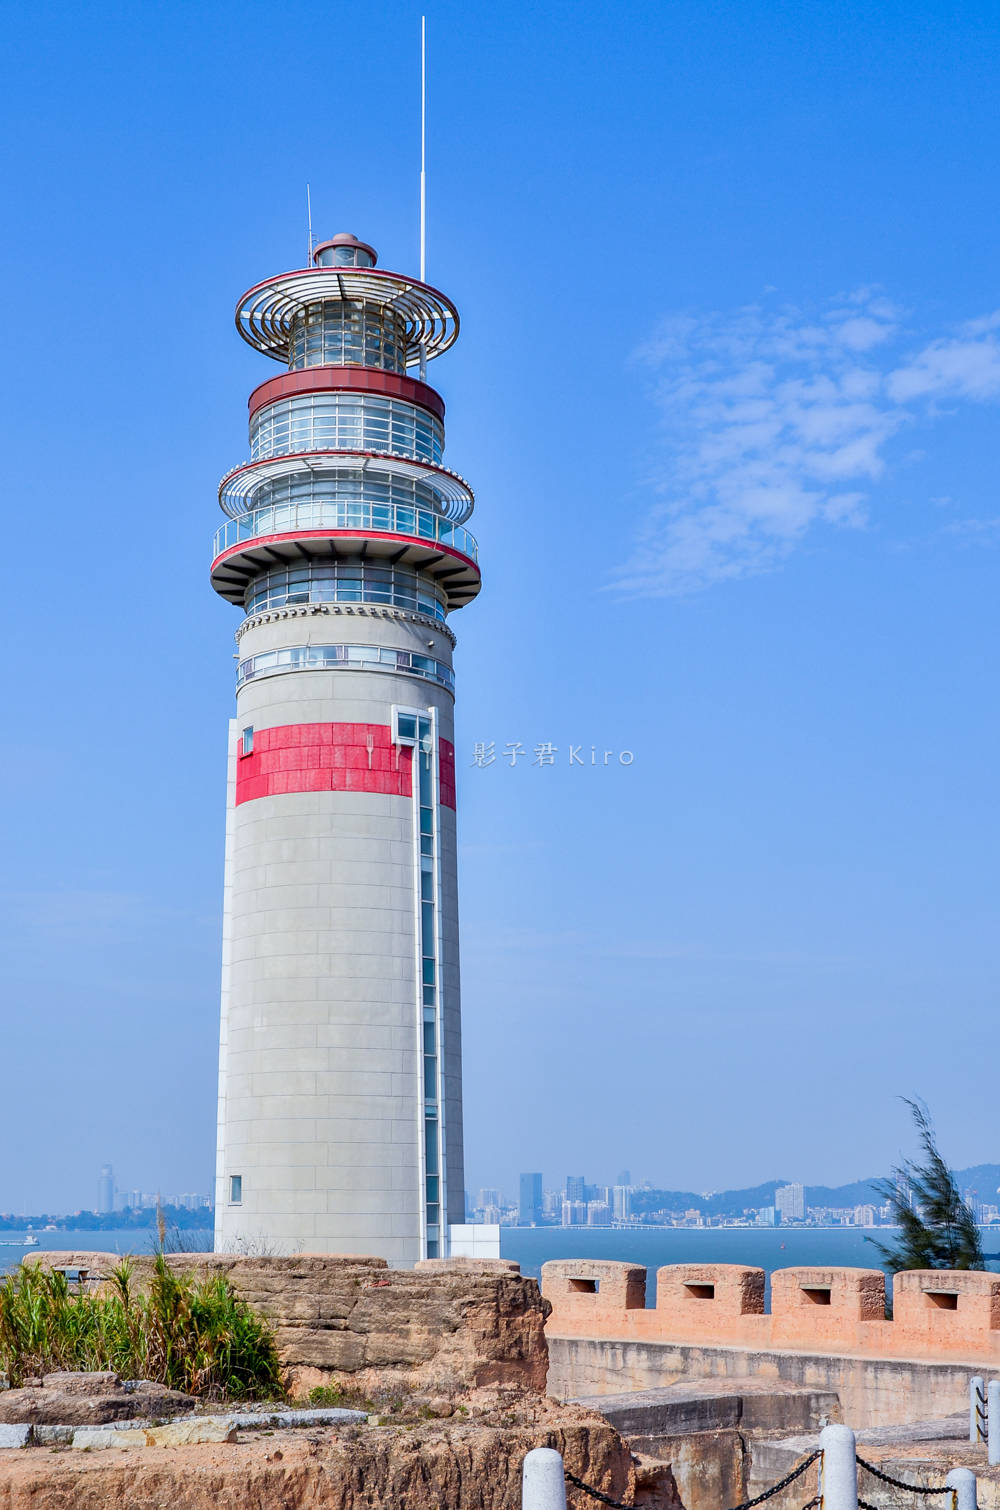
[438,737,456,809]
[235,723,456,810]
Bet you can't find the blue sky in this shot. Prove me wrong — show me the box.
[1,0,997,1211]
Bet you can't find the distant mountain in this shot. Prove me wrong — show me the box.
[630,1181,785,1218]
[629,1166,1000,1220]
[953,1166,1000,1199]
[804,1179,883,1207]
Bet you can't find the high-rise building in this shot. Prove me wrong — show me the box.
[477,1188,500,1211]
[519,1173,543,1226]
[212,232,480,1261]
[612,1184,633,1222]
[97,1164,114,1215]
[565,1176,586,1202]
[775,1182,805,1222]
[561,1200,587,1226]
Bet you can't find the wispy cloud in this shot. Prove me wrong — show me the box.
[614,293,1000,595]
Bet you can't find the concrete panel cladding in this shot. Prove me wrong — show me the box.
[211,232,481,1261]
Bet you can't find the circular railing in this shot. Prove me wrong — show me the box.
[213,499,478,564]
[217,451,475,525]
[235,266,459,366]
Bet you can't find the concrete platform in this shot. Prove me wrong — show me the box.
[572,1378,838,1508]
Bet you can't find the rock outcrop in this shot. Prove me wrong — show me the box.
[28,1253,550,1398]
[0,1390,638,1510]
[0,1372,195,1425]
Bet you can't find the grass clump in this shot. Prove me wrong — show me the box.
[0,1256,285,1400]
[308,1383,369,1409]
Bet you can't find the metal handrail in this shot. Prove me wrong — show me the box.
[212,500,479,564]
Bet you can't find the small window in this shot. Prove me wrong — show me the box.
[684,1283,716,1300]
[568,1278,598,1294]
[802,1286,832,1305]
[240,727,254,757]
[395,711,418,744]
[229,1175,242,1204]
[926,1291,959,1310]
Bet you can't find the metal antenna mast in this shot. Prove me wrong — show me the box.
[419,16,427,380]
[306,183,314,265]
[420,16,427,282]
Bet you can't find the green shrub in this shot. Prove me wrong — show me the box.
[0,1257,285,1400]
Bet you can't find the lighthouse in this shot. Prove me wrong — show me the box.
[211,232,479,1261]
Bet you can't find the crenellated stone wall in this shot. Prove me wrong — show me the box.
[543,1261,1000,1364]
[543,1261,1000,1425]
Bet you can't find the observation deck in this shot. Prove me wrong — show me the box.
[210,505,480,610]
[212,231,477,620]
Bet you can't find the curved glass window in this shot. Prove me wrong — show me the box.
[314,246,376,269]
[250,394,443,465]
[249,468,443,515]
[245,561,447,622]
[237,643,454,694]
[289,300,407,372]
[213,496,478,565]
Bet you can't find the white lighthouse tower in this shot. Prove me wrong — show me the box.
[211,232,479,1261]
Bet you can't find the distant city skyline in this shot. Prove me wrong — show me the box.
[6,1153,1000,1229]
[459,1164,1000,1231]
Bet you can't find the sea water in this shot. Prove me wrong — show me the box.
[2,1225,995,1291]
[0,1230,214,1276]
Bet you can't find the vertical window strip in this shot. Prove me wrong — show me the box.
[416,716,442,1258]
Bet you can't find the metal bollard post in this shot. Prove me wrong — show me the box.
[970,1377,985,1443]
[820,1424,858,1510]
[947,1468,977,1510]
[522,1447,567,1510]
[988,1381,1000,1467]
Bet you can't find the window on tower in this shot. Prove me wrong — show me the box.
[250,393,444,467]
[243,561,447,623]
[229,1175,242,1204]
[288,299,405,372]
[240,727,254,757]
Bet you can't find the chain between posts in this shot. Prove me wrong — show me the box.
[856,1458,956,1496]
[858,1499,956,1510]
[725,1451,823,1510]
[564,1469,633,1508]
[565,1442,958,1510]
[565,1447,822,1510]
